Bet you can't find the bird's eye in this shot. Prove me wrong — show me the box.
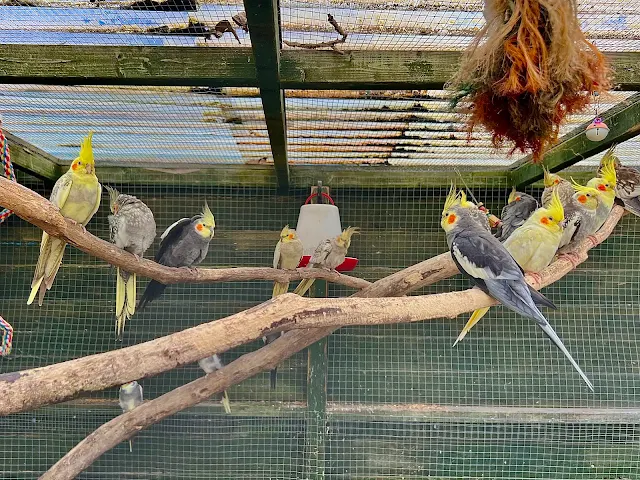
[548,216,553,220]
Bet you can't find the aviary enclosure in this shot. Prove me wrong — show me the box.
[1,0,640,478]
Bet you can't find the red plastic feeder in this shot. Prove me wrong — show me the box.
[298,256,359,272]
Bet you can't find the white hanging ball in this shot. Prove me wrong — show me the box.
[585,118,609,142]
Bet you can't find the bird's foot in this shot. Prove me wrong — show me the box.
[182,266,199,274]
[133,253,142,262]
[587,234,600,248]
[68,219,87,234]
[558,251,582,269]
[526,272,543,287]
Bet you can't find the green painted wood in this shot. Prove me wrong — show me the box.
[2,45,639,91]
[244,0,290,190]
[509,92,640,188]
[0,45,257,87]
[4,130,63,181]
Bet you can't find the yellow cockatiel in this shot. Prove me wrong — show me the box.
[28,132,101,306]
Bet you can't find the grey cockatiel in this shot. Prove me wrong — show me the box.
[598,144,640,216]
[106,186,156,339]
[541,166,574,208]
[265,225,304,389]
[440,191,593,391]
[557,183,599,249]
[119,381,144,452]
[293,226,359,298]
[198,354,231,414]
[495,188,538,242]
[138,202,215,310]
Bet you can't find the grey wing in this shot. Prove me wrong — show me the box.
[108,213,119,244]
[273,240,282,269]
[451,229,523,281]
[483,278,546,325]
[309,239,333,265]
[49,173,73,207]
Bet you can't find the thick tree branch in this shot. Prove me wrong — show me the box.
[0,176,370,290]
[41,206,626,480]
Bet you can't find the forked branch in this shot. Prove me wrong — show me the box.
[40,206,626,480]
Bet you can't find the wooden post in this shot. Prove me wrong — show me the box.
[305,183,330,479]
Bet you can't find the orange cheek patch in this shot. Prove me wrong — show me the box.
[447,214,456,224]
[196,224,204,231]
[578,195,587,203]
[598,184,606,191]
[71,163,78,171]
[540,217,549,225]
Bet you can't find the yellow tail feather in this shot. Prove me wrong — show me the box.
[272,281,290,298]
[453,307,491,347]
[29,236,65,306]
[126,272,136,317]
[293,278,315,297]
[27,277,44,305]
[116,270,136,339]
[221,390,231,414]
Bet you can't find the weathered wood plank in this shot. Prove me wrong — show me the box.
[4,130,62,181]
[2,46,640,91]
[510,92,640,188]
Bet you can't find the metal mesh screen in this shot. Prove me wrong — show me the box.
[2,164,640,478]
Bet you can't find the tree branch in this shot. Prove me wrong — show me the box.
[283,14,348,52]
[0,176,370,290]
[40,206,626,480]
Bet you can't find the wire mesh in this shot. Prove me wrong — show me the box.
[2,164,640,477]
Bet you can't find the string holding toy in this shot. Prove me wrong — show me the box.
[585,91,609,142]
[0,316,13,356]
[0,115,16,224]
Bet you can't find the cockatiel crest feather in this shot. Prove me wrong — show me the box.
[443,184,461,214]
[547,190,564,223]
[459,190,474,208]
[280,224,298,241]
[599,143,620,170]
[542,165,562,188]
[200,200,215,228]
[104,185,120,214]
[599,154,618,187]
[571,179,599,196]
[78,131,95,165]
[507,187,519,204]
[338,226,360,248]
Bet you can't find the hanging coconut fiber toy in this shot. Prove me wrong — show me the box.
[0,316,14,356]
[448,0,611,162]
[0,124,16,223]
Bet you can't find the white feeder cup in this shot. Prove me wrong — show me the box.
[295,190,358,272]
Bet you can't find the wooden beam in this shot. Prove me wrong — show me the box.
[244,0,290,191]
[509,92,640,188]
[93,164,508,188]
[0,45,257,87]
[2,45,639,90]
[3,130,62,181]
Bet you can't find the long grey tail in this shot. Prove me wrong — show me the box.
[536,321,594,391]
[263,332,281,390]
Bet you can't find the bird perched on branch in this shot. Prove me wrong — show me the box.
[138,202,215,310]
[557,182,600,249]
[598,145,640,216]
[28,132,101,306]
[293,226,359,298]
[106,186,156,339]
[266,225,304,389]
[454,189,564,345]
[541,166,573,208]
[440,189,593,391]
[198,354,231,413]
[495,188,538,242]
[119,381,144,452]
[588,156,617,233]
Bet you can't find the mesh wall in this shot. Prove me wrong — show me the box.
[2,167,640,478]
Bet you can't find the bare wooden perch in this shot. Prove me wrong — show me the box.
[0,177,370,290]
[40,206,626,480]
[283,14,348,53]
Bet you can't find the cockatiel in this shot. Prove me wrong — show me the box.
[598,145,640,216]
[587,156,617,233]
[106,186,157,339]
[495,188,538,242]
[455,190,491,232]
[265,225,304,389]
[454,191,564,346]
[138,202,215,310]
[28,132,101,306]
[440,194,593,391]
[557,182,600,249]
[541,166,573,208]
[198,354,231,414]
[119,381,144,452]
[293,226,360,297]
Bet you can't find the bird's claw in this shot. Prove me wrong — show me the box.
[68,219,87,234]
[133,253,141,262]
